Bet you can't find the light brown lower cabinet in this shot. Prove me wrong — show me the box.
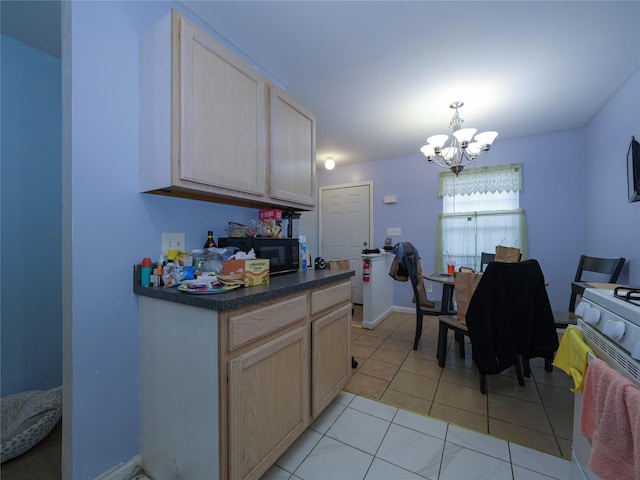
[220,281,352,480]
[311,304,352,417]
[228,326,309,480]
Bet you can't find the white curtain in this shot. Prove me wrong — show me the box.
[436,164,527,272]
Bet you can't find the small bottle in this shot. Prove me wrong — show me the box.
[141,257,153,286]
[203,231,217,248]
[299,235,307,271]
[157,255,165,287]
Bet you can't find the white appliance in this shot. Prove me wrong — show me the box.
[572,287,640,480]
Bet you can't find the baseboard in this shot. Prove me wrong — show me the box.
[96,455,149,480]
[393,305,414,315]
[362,306,394,329]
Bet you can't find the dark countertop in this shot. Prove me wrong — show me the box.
[133,266,355,311]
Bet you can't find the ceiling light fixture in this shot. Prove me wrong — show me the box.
[420,101,498,176]
[324,158,335,170]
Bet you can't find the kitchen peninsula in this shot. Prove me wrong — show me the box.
[134,268,354,480]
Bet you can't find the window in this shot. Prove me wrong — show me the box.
[436,163,527,272]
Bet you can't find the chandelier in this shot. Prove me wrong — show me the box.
[420,101,498,175]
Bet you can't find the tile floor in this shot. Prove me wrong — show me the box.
[260,306,576,479]
[261,391,573,480]
[350,307,574,459]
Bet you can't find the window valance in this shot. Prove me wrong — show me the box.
[439,163,523,197]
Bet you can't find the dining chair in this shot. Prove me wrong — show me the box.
[390,242,437,350]
[567,255,625,312]
[437,314,469,365]
[544,255,626,373]
[461,259,558,394]
[479,252,495,272]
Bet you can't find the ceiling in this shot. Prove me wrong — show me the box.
[0,1,61,57]
[3,1,639,169]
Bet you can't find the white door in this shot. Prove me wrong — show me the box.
[320,182,372,304]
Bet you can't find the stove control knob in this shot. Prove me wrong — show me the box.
[583,307,601,325]
[575,302,589,318]
[602,320,625,340]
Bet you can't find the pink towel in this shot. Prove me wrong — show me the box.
[581,358,640,480]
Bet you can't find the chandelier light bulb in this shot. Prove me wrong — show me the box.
[420,145,435,159]
[474,131,499,146]
[427,134,448,148]
[453,128,477,145]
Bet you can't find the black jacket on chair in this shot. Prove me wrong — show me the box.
[465,259,559,375]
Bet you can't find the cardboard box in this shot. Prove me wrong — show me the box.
[222,259,270,286]
[258,209,283,221]
[259,209,283,238]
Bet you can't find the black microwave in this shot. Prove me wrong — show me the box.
[218,237,300,275]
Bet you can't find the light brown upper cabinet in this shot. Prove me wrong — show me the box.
[269,87,316,207]
[140,10,316,210]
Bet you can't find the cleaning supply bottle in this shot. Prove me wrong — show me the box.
[141,257,153,286]
[299,235,307,270]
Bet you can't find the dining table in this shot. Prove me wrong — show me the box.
[422,272,457,315]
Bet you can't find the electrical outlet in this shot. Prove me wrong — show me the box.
[427,284,433,293]
[161,233,185,255]
[387,227,401,236]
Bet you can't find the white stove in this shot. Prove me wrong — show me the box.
[572,287,640,479]
[583,287,640,324]
[579,288,640,377]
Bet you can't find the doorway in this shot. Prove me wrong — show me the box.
[320,182,372,304]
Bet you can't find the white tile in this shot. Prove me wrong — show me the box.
[294,436,373,480]
[275,429,323,473]
[364,458,426,480]
[349,395,398,421]
[310,401,346,434]
[446,424,510,461]
[510,443,573,479]
[334,391,356,406]
[260,464,292,480]
[439,443,512,480]
[376,424,444,478]
[512,464,558,479]
[327,408,391,455]
[392,408,448,439]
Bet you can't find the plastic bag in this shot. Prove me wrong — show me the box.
[162,263,183,287]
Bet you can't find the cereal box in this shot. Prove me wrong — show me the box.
[222,259,270,286]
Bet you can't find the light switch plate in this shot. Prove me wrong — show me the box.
[161,233,185,255]
[387,227,401,236]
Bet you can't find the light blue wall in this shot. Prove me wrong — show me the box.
[318,128,585,311]
[584,68,640,286]
[1,35,62,396]
[67,2,259,477]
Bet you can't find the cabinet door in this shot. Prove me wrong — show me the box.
[228,326,309,480]
[269,86,316,207]
[312,303,352,417]
[178,15,267,197]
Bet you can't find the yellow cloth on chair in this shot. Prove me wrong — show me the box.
[552,326,593,392]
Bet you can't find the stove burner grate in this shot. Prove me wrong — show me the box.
[614,286,640,307]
